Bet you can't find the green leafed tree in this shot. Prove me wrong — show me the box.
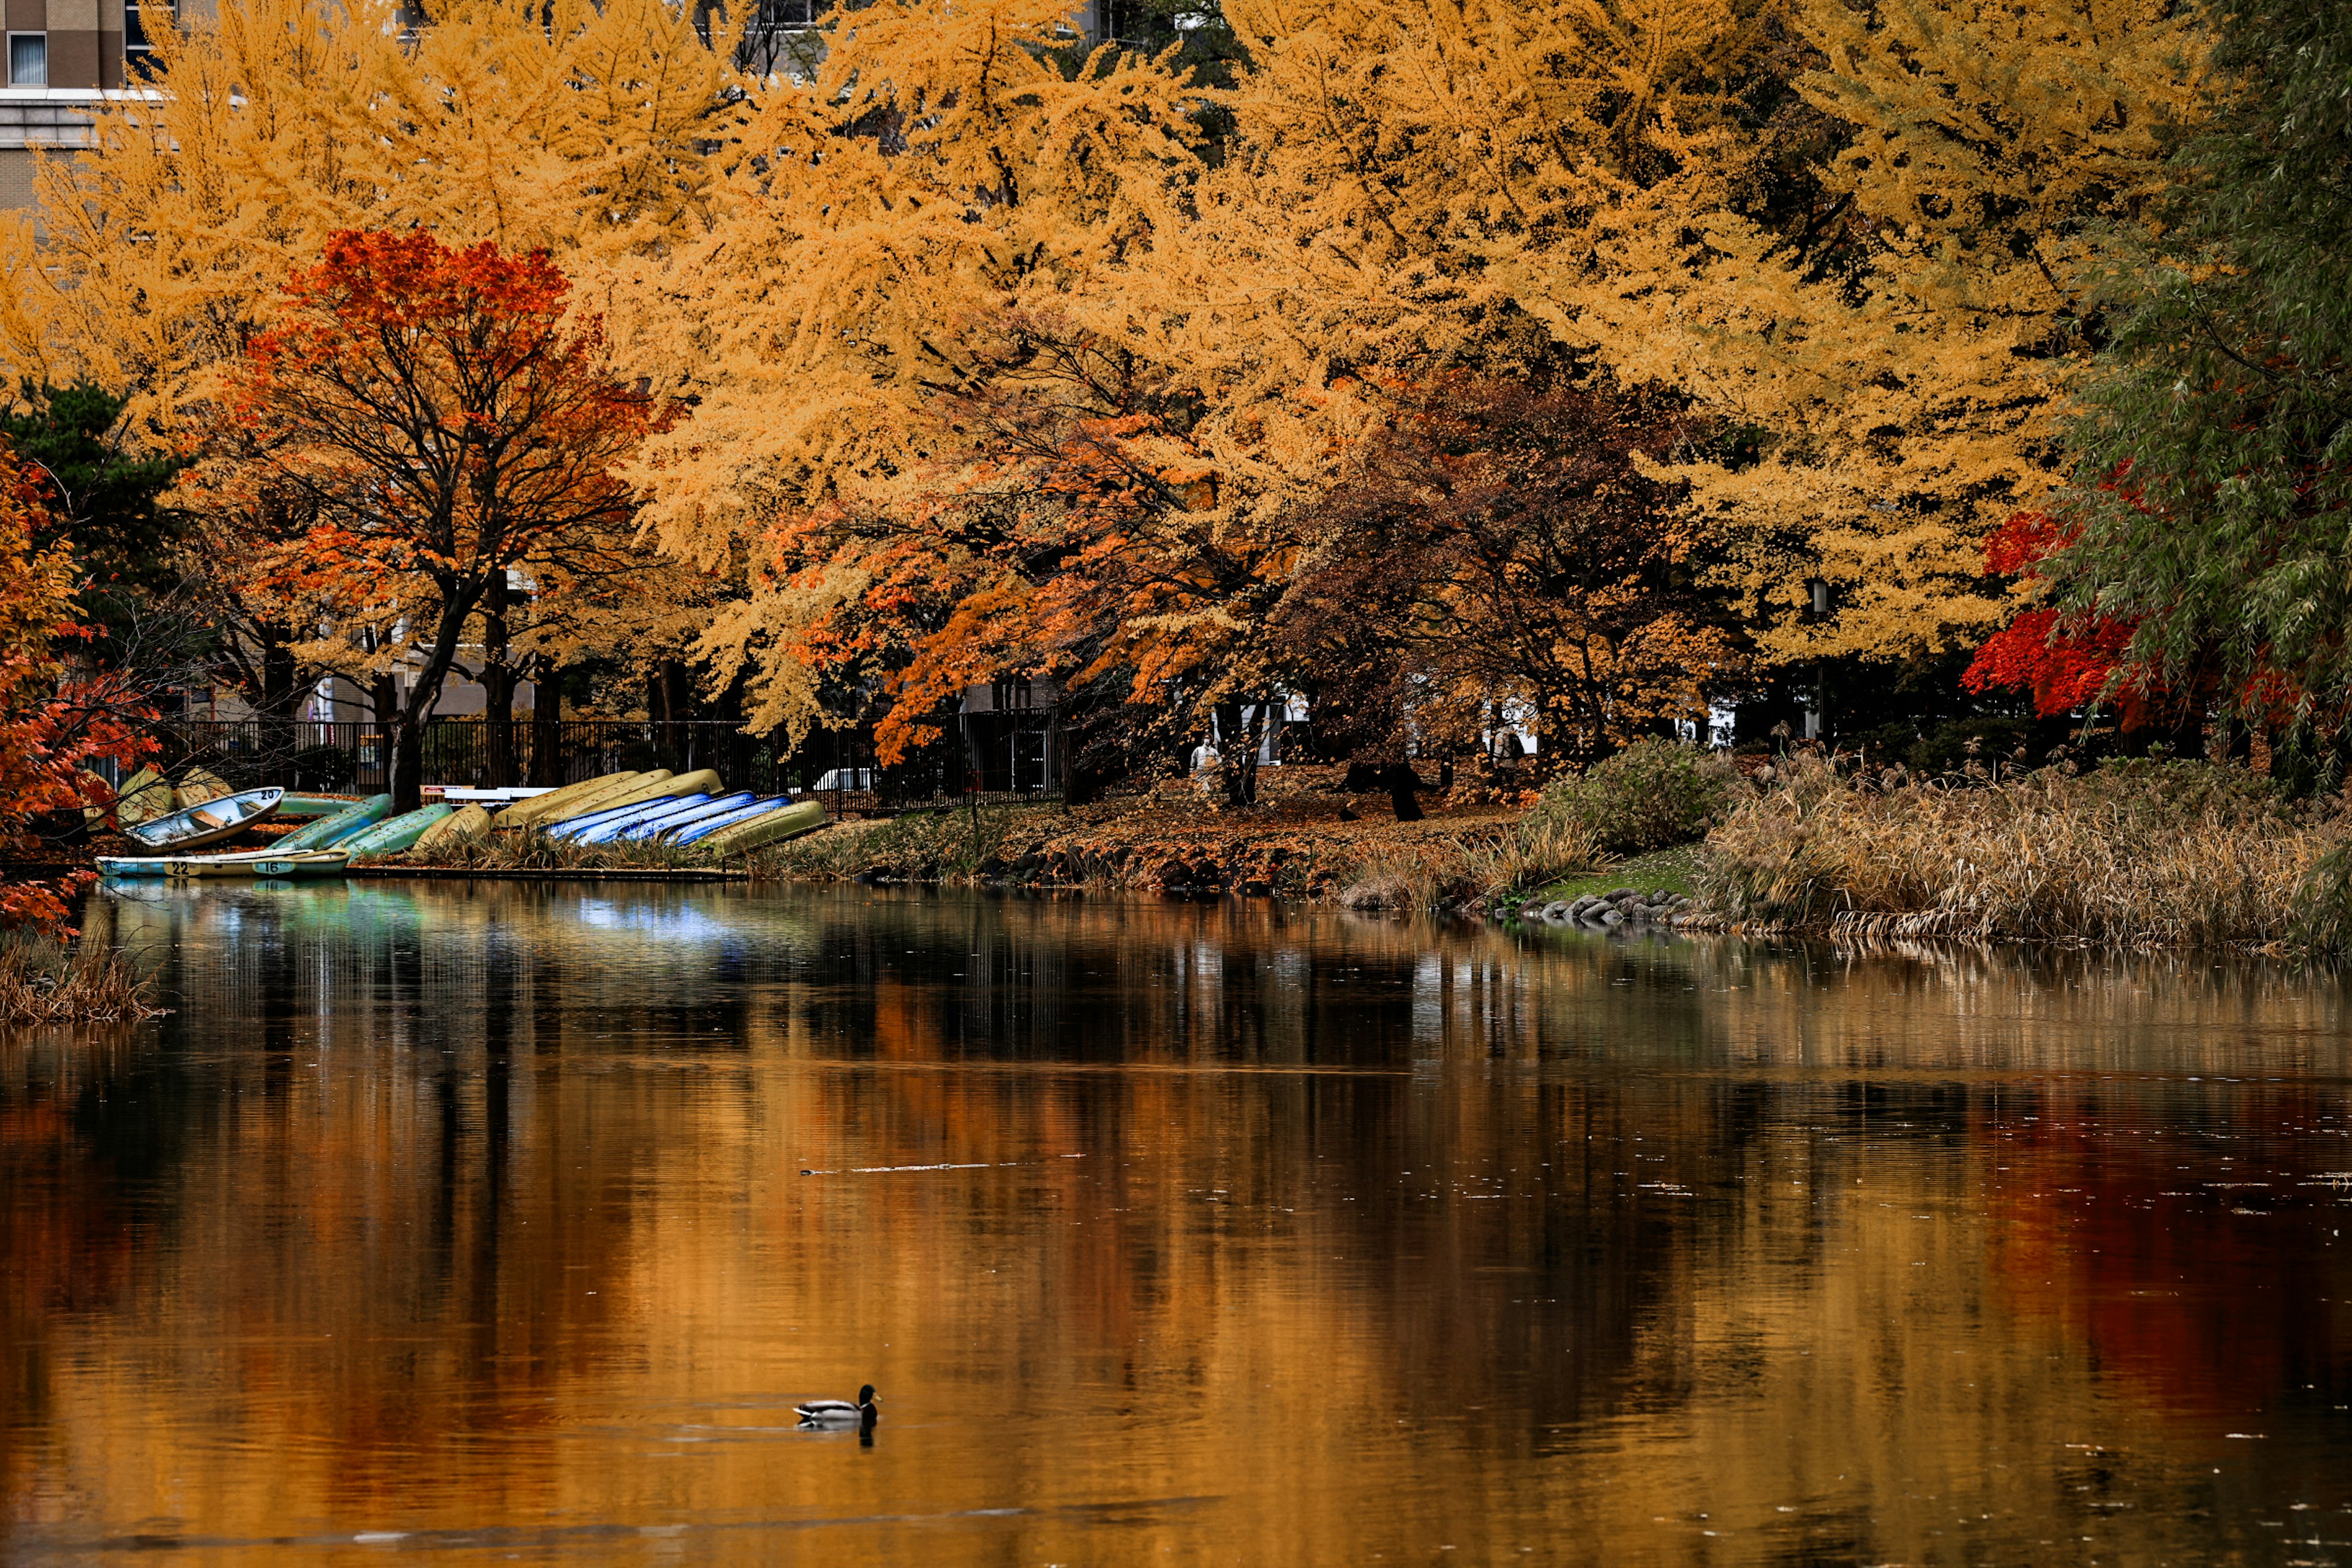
[2040,0,2352,756]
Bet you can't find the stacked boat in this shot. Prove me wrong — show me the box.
[96,767,827,880]
[492,768,827,854]
[96,790,393,880]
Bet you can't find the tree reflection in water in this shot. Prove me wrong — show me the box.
[1,883,2347,1563]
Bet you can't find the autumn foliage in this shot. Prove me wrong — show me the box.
[194,228,649,806]
[1961,511,2143,718]
[0,450,152,931]
[0,0,2288,796]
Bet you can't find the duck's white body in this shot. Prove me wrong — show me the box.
[796,1385,878,1424]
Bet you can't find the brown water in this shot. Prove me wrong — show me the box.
[4,883,2352,1565]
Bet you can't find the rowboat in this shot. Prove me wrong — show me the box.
[492,770,644,829]
[121,786,285,851]
[695,798,827,854]
[619,791,760,842]
[521,770,673,830]
[101,766,172,827]
[668,794,790,845]
[558,791,711,843]
[340,804,454,856]
[273,794,393,853]
[246,851,353,880]
[97,849,352,880]
[279,794,367,818]
[412,803,492,853]
[546,769,721,833]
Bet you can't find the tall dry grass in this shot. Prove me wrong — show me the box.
[0,935,165,1025]
[1332,816,1609,911]
[1697,753,2352,951]
[1457,815,1611,899]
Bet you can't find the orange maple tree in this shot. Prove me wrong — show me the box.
[197,230,650,808]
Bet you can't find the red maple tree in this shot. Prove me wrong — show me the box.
[1,450,154,933]
[202,230,649,809]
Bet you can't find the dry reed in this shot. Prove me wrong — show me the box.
[1697,753,2352,951]
[0,936,165,1025]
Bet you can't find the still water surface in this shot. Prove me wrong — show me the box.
[4,883,2352,1564]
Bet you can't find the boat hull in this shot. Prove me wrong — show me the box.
[669,795,789,845]
[273,795,393,853]
[121,787,287,852]
[341,804,455,856]
[98,850,352,880]
[622,792,760,842]
[546,771,722,837]
[493,771,641,829]
[412,803,492,853]
[698,799,827,854]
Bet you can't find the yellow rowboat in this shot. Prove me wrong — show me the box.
[505,769,669,829]
[541,769,720,833]
[413,803,492,852]
[697,799,827,854]
[492,770,641,829]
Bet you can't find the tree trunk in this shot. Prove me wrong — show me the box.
[481,572,516,788]
[389,714,428,814]
[386,596,479,812]
[657,659,692,770]
[368,670,399,796]
[1218,699,1266,808]
[1383,761,1424,822]
[530,660,564,786]
[647,665,671,769]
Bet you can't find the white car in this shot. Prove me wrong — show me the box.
[813,767,875,791]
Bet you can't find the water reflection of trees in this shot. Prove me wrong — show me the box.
[0,887,2345,1561]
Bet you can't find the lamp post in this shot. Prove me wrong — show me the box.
[1805,577,1830,742]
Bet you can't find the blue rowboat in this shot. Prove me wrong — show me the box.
[545,792,696,842]
[558,793,710,845]
[669,794,791,845]
[617,792,759,843]
[575,793,724,845]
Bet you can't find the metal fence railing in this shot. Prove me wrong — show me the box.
[148,713,1063,818]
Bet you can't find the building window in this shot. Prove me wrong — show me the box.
[126,0,164,78]
[9,34,46,86]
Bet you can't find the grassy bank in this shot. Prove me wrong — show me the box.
[748,770,1597,910]
[1697,753,2352,952]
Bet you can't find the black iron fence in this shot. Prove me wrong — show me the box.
[147,714,1062,816]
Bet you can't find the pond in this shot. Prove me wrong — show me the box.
[4,882,2351,1564]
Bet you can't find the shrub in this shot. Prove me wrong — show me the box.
[1460,813,1608,896]
[1534,737,1740,853]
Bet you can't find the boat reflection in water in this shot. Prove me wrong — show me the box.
[3,883,2349,1563]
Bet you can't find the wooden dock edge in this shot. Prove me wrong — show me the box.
[345,867,749,883]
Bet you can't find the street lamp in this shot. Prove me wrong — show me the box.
[1805,577,1830,741]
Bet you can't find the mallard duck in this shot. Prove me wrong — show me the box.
[795,1385,878,1425]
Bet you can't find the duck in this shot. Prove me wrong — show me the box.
[795,1385,878,1425]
